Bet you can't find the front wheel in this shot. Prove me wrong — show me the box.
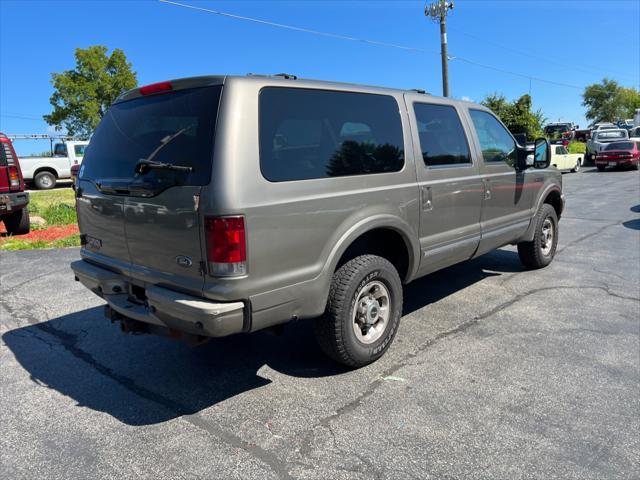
[314,255,403,368]
[517,204,558,270]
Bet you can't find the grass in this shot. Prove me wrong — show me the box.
[28,188,77,226]
[0,188,80,250]
[0,234,81,251]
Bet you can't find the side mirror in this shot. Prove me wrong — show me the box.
[534,137,550,169]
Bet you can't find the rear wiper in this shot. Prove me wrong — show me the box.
[134,125,194,175]
[134,159,193,175]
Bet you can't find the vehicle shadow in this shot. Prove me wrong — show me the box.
[3,248,524,426]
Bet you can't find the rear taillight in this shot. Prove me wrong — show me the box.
[8,166,20,188]
[0,135,23,191]
[205,216,247,277]
[139,81,172,96]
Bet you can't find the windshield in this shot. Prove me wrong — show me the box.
[81,85,222,185]
[545,125,569,134]
[604,141,633,151]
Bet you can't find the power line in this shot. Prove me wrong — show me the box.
[158,0,586,91]
[0,113,43,121]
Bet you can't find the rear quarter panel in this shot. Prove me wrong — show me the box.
[200,78,420,329]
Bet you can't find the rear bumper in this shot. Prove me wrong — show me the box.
[71,260,246,338]
[595,158,639,167]
[0,191,28,214]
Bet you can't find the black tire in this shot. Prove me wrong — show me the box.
[34,171,56,190]
[571,158,581,173]
[314,255,403,368]
[597,165,606,172]
[517,204,558,270]
[2,207,30,235]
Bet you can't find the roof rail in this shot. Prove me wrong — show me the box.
[246,72,298,80]
[273,73,297,80]
[411,89,427,94]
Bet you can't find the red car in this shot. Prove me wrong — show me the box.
[0,133,30,235]
[595,141,640,171]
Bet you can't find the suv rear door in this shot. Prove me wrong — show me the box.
[77,83,223,294]
[405,96,483,276]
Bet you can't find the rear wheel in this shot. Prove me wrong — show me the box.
[314,255,402,368]
[571,158,581,173]
[2,207,30,235]
[517,204,558,270]
[34,171,56,190]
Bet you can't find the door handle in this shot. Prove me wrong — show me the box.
[483,179,492,200]
[421,186,433,211]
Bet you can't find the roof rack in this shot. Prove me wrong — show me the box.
[246,72,298,80]
[411,89,428,94]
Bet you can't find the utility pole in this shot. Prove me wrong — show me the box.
[425,1,455,97]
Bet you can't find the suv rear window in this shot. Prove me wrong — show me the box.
[259,87,404,182]
[414,103,471,167]
[81,86,222,185]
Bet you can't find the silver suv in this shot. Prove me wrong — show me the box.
[71,74,564,367]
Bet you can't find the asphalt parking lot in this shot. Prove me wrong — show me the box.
[1,168,639,480]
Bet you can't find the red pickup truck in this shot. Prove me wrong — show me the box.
[0,133,30,235]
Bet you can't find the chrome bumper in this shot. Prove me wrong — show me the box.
[71,260,245,337]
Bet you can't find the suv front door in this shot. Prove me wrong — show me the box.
[466,109,536,256]
[406,97,483,276]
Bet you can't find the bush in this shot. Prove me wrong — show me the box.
[567,142,586,154]
[41,203,77,225]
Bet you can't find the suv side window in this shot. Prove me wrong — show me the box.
[414,103,471,167]
[259,87,404,182]
[469,109,516,167]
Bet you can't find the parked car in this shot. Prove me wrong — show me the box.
[573,128,591,142]
[17,138,89,189]
[595,141,640,171]
[550,144,582,172]
[629,126,640,142]
[0,133,29,235]
[70,162,81,186]
[585,128,629,165]
[71,74,563,367]
[544,123,574,143]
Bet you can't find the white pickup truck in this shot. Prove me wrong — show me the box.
[17,139,89,189]
[550,145,583,172]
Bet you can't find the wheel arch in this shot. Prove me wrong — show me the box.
[33,167,59,179]
[519,185,564,242]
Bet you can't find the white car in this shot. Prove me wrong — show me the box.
[551,145,582,172]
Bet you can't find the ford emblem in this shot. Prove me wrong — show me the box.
[175,255,193,268]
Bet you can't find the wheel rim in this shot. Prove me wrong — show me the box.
[541,218,554,256]
[352,280,390,344]
[40,175,52,187]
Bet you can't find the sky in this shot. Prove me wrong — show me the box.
[1,0,639,156]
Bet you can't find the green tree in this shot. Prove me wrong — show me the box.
[44,46,137,137]
[582,78,640,124]
[481,93,545,139]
